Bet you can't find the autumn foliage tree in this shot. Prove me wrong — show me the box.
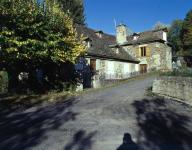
[0,0,86,91]
[181,10,192,55]
[57,0,85,25]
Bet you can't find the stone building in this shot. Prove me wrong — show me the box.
[75,23,172,88]
[114,24,172,72]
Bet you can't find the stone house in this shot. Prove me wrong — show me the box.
[75,24,172,88]
[115,24,172,72]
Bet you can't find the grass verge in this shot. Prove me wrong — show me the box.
[0,72,159,111]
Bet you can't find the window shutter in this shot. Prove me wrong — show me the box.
[146,46,151,57]
[136,47,140,57]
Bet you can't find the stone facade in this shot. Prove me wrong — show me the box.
[116,24,173,72]
[124,42,172,71]
[153,76,192,104]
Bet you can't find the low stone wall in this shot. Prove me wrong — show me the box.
[153,76,192,104]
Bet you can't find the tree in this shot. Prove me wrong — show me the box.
[0,0,86,91]
[181,10,192,55]
[168,20,183,54]
[153,21,169,30]
[57,0,85,25]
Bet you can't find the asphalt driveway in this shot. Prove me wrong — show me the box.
[1,75,192,150]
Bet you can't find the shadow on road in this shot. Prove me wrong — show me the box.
[132,98,192,150]
[64,130,97,150]
[117,133,139,150]
[0,96,78,150]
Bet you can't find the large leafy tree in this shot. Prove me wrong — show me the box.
[56,0,85,25]
[0,0,86,91]
[168,20,183,55]
[181,10,192,55]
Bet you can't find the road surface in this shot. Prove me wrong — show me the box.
[1,75,192,150]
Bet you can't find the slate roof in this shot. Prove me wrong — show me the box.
[123,28,168,46]
[75,24,139,63]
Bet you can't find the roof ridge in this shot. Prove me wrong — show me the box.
[75,24,115,38]
[127,27,168,37]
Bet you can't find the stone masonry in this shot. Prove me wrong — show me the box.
[124,42,172,71]
[153,76,192,104]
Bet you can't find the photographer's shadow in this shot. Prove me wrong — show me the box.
[117,133,139,150]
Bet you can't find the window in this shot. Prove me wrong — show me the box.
[140,46,146,57]
[87,41,91,48]
[133,36,138,40]
[90,59,96,72]
[116,48,119,54]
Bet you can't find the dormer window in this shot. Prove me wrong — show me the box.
[133,36,139,40]
[95,31,103,38]
[87,41,91,48]
[132,33,140,41]
[84,37,92,48]
[111,45,120,54]
[116,48,119,54]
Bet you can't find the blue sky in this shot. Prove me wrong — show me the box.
[84,0,192,34]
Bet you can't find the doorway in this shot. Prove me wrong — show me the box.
[140,64,147,74]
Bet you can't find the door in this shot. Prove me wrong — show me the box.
[140,64,147,74]
[90,59,96,72]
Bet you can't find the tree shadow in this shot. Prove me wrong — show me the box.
[64,130,97,150]
[0,96,79,150]
[117,133,139,150]
[132,98,192,150]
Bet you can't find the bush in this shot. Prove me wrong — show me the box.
[160,68,192,77]
[0,70,8,94]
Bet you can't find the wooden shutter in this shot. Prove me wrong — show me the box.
[136,47,140,57]
[90,59,96,71]
[146,46,151,57]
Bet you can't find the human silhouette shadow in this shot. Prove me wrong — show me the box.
[117,133,139,150]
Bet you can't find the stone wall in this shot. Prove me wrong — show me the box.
[153,76,192,104]
[124,42,172,71]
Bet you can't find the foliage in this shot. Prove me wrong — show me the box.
[153,21,169,30]
[168,20,183,54]
[56,0,85,25]
[0,70,8,93]
[181,10,192,55]
[145,86,156,97]
[0,0,86,92]
[0,0,86,65]
[160,68,192,77]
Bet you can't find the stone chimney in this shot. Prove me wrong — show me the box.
[116,24,127,44]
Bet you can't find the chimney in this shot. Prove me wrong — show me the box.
[116,24,127,44]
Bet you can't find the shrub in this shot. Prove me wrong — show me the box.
[0,70,8,94]
[160,68,192,77]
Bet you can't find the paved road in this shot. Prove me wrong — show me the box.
[1,75,192,150]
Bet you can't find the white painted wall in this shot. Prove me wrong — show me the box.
[107,61,115,74]
[96,59,100,70]
[105,60,137,79]
[124,63,130,74]
[135,64,139,72]
[86,57,138,80]
[163,32,167,41]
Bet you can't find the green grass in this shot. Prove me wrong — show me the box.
[160,69,192,77]
[0,72,158,111]
[0,91,75,112]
